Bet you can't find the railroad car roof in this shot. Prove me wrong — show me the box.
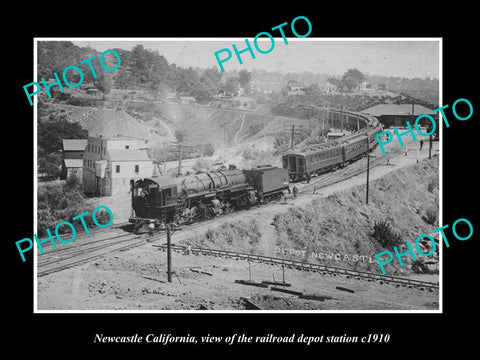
[284,141,341,156]
[340,136,368,145]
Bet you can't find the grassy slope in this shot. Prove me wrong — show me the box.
[273,156,439,275]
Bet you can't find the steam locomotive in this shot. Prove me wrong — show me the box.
[129,165,289,232]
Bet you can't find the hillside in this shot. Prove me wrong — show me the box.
[169,155,439,277]
[272,156,439,276]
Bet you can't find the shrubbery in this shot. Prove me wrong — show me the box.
[371,220,403,248]
[37,175,109,237]
[200,221,261,252]
[423,206,438,225]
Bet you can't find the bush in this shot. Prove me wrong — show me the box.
[371,220,403,248]
[202,142,215,157]
[427,178,438,193]
[36,179,110,237]
[423,207,438,225]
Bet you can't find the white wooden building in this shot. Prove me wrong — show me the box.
[83,136,154,196]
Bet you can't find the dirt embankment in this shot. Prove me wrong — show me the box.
[273,156,439,276]
[177,156,439,277]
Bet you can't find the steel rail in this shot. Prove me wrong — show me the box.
[155,243,439,291]
[37,238,145,277]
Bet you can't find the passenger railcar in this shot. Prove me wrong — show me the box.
[282,110,383,182]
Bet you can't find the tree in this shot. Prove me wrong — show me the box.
[224,77,240,96]
[304,83,322,103]
[38,118,88,156]
[341,68,365,91]
[38,153,62,178]
[238,70,251,91]
[94,78,111,94]
[327,77,342,87]
[192,67,222,102]
[174,127,187,143]
[173,67,200,94]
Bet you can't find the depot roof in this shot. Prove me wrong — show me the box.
[361,104,435,116]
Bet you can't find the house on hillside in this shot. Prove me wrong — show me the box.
[357,81,373,91]
[287,80,305,95]
[61,139,87,180]
[361,104,437,128]
[320,81,338,95]
[178,96,197,105]
[250,81,282,94]
[82,136,154,196]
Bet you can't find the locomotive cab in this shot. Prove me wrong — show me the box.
[133,178,179,204]
[131,177,179,227]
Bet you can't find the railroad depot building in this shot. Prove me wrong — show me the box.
[82,136,154,196]
[361,104,437,128]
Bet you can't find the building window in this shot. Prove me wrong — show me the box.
[116,165,120,173]
[135,165,139,173]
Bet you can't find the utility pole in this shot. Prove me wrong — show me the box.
[166,224,172,283]
[284,124,304,150]
[329,105,332,129]
[429,134,432,159]
[366,134,370,205]
[177,143,183,176]
[163,141,167,175]
[164,224,183,283]
[340,86,344,133]
[291,124,295,150]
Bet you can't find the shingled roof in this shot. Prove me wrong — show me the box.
[361,104,435,116]
[62,139,87,151]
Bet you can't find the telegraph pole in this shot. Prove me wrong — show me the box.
[366,134,370,205]
[163,141,167,175]
[429,134,432,159]
[291,124,295,150]
[166,225,172,283]
[284,124,304,150]
[177,143,183,176]
[340,85,344,133]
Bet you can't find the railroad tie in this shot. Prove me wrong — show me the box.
[336,286,355,293]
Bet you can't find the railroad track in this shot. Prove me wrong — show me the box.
[36,140,434,278]
[298,142,406,195]
[154,243,439,291]
[37,231,145,277]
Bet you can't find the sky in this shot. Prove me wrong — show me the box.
[68,38,440,79]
